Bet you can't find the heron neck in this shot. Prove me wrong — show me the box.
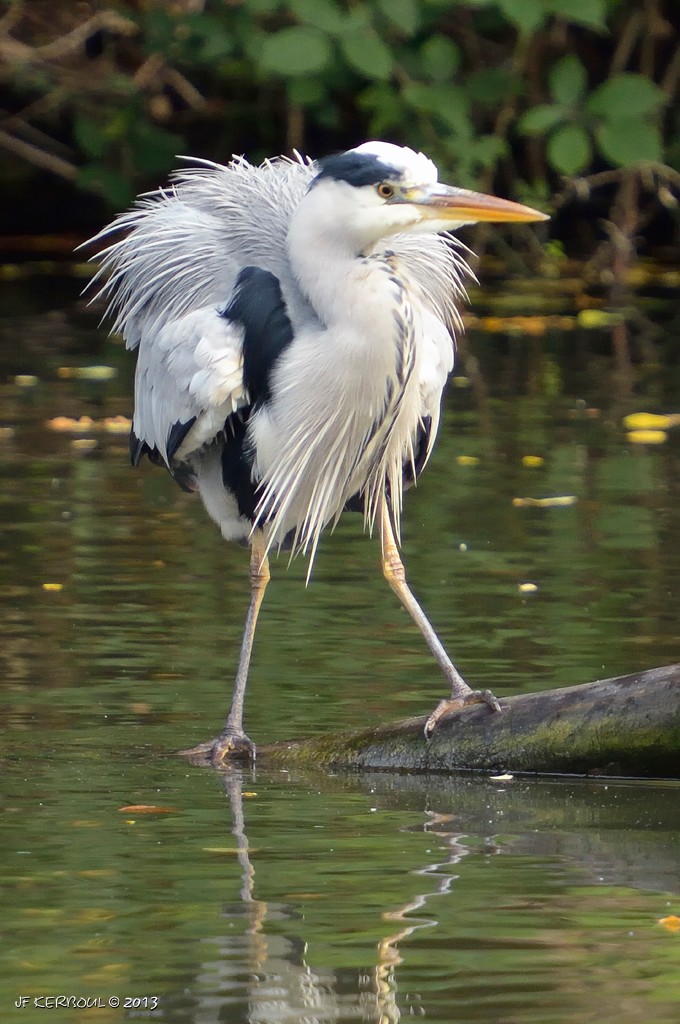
[286,223,386,327]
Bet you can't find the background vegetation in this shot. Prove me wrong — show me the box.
[0,0,679,273]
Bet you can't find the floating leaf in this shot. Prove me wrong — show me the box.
[512,495,578,508]
[518,582,539,593]
[456,455,480,466]
[623,413,680,430]
[522,455,544,467]
[118,804,179,814]
[658,915,680,932]
[577,309,625,328]
[57,365,117,381]
[42,583,64,592]
[626,430,668,445]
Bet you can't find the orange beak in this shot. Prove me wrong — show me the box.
[409,184,548,224]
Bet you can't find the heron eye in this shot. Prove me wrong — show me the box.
[377,183,395,200]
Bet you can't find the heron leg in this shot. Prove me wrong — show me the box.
[181,533,270,766]
[379,502,500,738]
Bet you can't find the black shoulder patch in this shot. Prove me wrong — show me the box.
[221,266,294,408]
[221,411,257,521]
[312,151,400,189]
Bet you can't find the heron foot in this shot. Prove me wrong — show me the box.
[178,729,256,767]
[424,688,502,739]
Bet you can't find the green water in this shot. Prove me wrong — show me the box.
[1,276,679,1021]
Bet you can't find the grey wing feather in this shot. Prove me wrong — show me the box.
[86,150,470,472]
[87,154,317,349]
[86,154,318,464]
[133,306,246,464]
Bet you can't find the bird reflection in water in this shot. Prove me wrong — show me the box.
[199,772,491,1024]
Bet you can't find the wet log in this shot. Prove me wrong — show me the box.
[259,664,680,778]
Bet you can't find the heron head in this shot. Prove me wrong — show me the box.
[302,141,547,254]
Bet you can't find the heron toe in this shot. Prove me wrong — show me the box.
[424,688,502,739]
[179,730,256,766]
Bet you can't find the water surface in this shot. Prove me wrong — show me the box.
[1,275,679,1021]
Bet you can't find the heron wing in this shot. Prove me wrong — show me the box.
[86,154,319,477]
[131,304,246,470]
[87,154,317,349]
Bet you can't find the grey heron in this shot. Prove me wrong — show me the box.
[89,141,547,765]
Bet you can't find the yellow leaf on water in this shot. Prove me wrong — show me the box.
[57,365,117,381]
[658,915,680,932]
[577,309,625,329]
[522,455,544,468]
[518,582,538,594]
[513,495,577,508]
[456,455,479,466]
[626,430,668,445]
[118,804,179,814]
[623,412,680,430]
[41,582,63,592]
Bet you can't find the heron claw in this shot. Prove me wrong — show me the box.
[178,730,256,767]
[424,688,502,739]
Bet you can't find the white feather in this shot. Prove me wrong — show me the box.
[87,145,472,560]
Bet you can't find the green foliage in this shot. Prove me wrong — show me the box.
[519,61,667,175]
[0,0,678,264]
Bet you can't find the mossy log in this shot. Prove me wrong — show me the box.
[259,664,680,778]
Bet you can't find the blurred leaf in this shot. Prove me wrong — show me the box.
[375,0,420,35]
[129,122,183,175]
[181,14,235,62]
[497,0,546,34]
[466,67,519,107]
[77,165,135,208]
[73,114,108,159]
[471,134,508,168]
[418,35,460,82]
[548,0,607,30]
[259,26,332,75]
[549,54,587,107]
[596,120,663,166]
[518,103,565,134]
[547,123,591,174]
[587,74,666,120]
[287,79,328,105]
[340,32,393,80]
[403,82,470,131]
[290,0,347,34]
[244,0,283,12]
[359,83,403,135]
